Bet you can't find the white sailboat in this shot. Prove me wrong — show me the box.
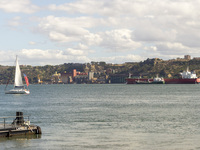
[5,56,30,94]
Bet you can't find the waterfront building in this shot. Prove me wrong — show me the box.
[110,74,128,83]
[88,72,94,80]
[74,75,88,84]
[51,72,61,84]
[60,72,73,84]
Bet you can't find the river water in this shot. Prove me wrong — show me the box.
[1,84,200,150]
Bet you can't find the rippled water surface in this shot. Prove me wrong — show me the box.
[1,84,200,150]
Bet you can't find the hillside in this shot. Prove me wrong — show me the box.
[1,57,200,84]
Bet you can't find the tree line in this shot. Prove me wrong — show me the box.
[1,58,200,84]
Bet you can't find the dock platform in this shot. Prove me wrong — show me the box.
[0,112,41,137]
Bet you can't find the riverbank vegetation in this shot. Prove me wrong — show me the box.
[1,57,200,84]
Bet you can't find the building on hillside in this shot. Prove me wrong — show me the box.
[193,57,200,60]
[74,75,88,84]
[38,75,43,84]
[76,71,88,75]
[60,69,78,83]
[51,72,61,84]
[60,72,73,84]
[88,72,94,80]
[184,55,191,60]
[59,69,89,84]
[106,68,113,74]
[72,69,76,78]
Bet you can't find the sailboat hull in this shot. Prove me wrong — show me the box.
[5,89,30,94]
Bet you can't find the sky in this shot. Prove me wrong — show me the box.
[0,0,200,66]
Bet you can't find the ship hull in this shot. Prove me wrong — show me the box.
[164,78,200,84]
[126,78,200,84]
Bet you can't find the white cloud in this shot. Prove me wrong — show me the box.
[20,49,90,65]
[36,16,141,53]
[37,16,95,43]
[100,29,141,52]
[20,49,63,59]
[134,27,177,42]
[95,54,144,64]
[82,33,102,46]
[64,48,84,56]
[0,49,91,66]
[48,1,104,15]
[7,16,21,27]
[47,0,200,18]
[77,43,88,50]
[2,0,200,65]
[144,46,157,52]
[156,42,192,55]
[142,42,200,59]
[43,1,200,55]
[0,48,144,65]
[48,31,72,43]
[18,49,90,65]
[29,41,36,45]
[0,0,39,14]
[0,51,16,64]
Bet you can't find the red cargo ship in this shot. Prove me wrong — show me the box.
[126,68,200,84]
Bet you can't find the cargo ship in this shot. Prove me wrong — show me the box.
[126,68,200,84]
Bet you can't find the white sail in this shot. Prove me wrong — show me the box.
[5,56,30,94]
[14,56,24,88]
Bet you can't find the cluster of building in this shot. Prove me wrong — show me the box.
[50,69,127,84]
[42,55,198,84]
[51,69,87,84]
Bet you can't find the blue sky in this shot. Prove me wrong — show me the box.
[0,0,200,66]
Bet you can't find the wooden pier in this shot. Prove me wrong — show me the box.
[0,112,41,137]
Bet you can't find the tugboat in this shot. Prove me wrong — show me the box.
[152,76,165,84]
[135,75,165,84]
